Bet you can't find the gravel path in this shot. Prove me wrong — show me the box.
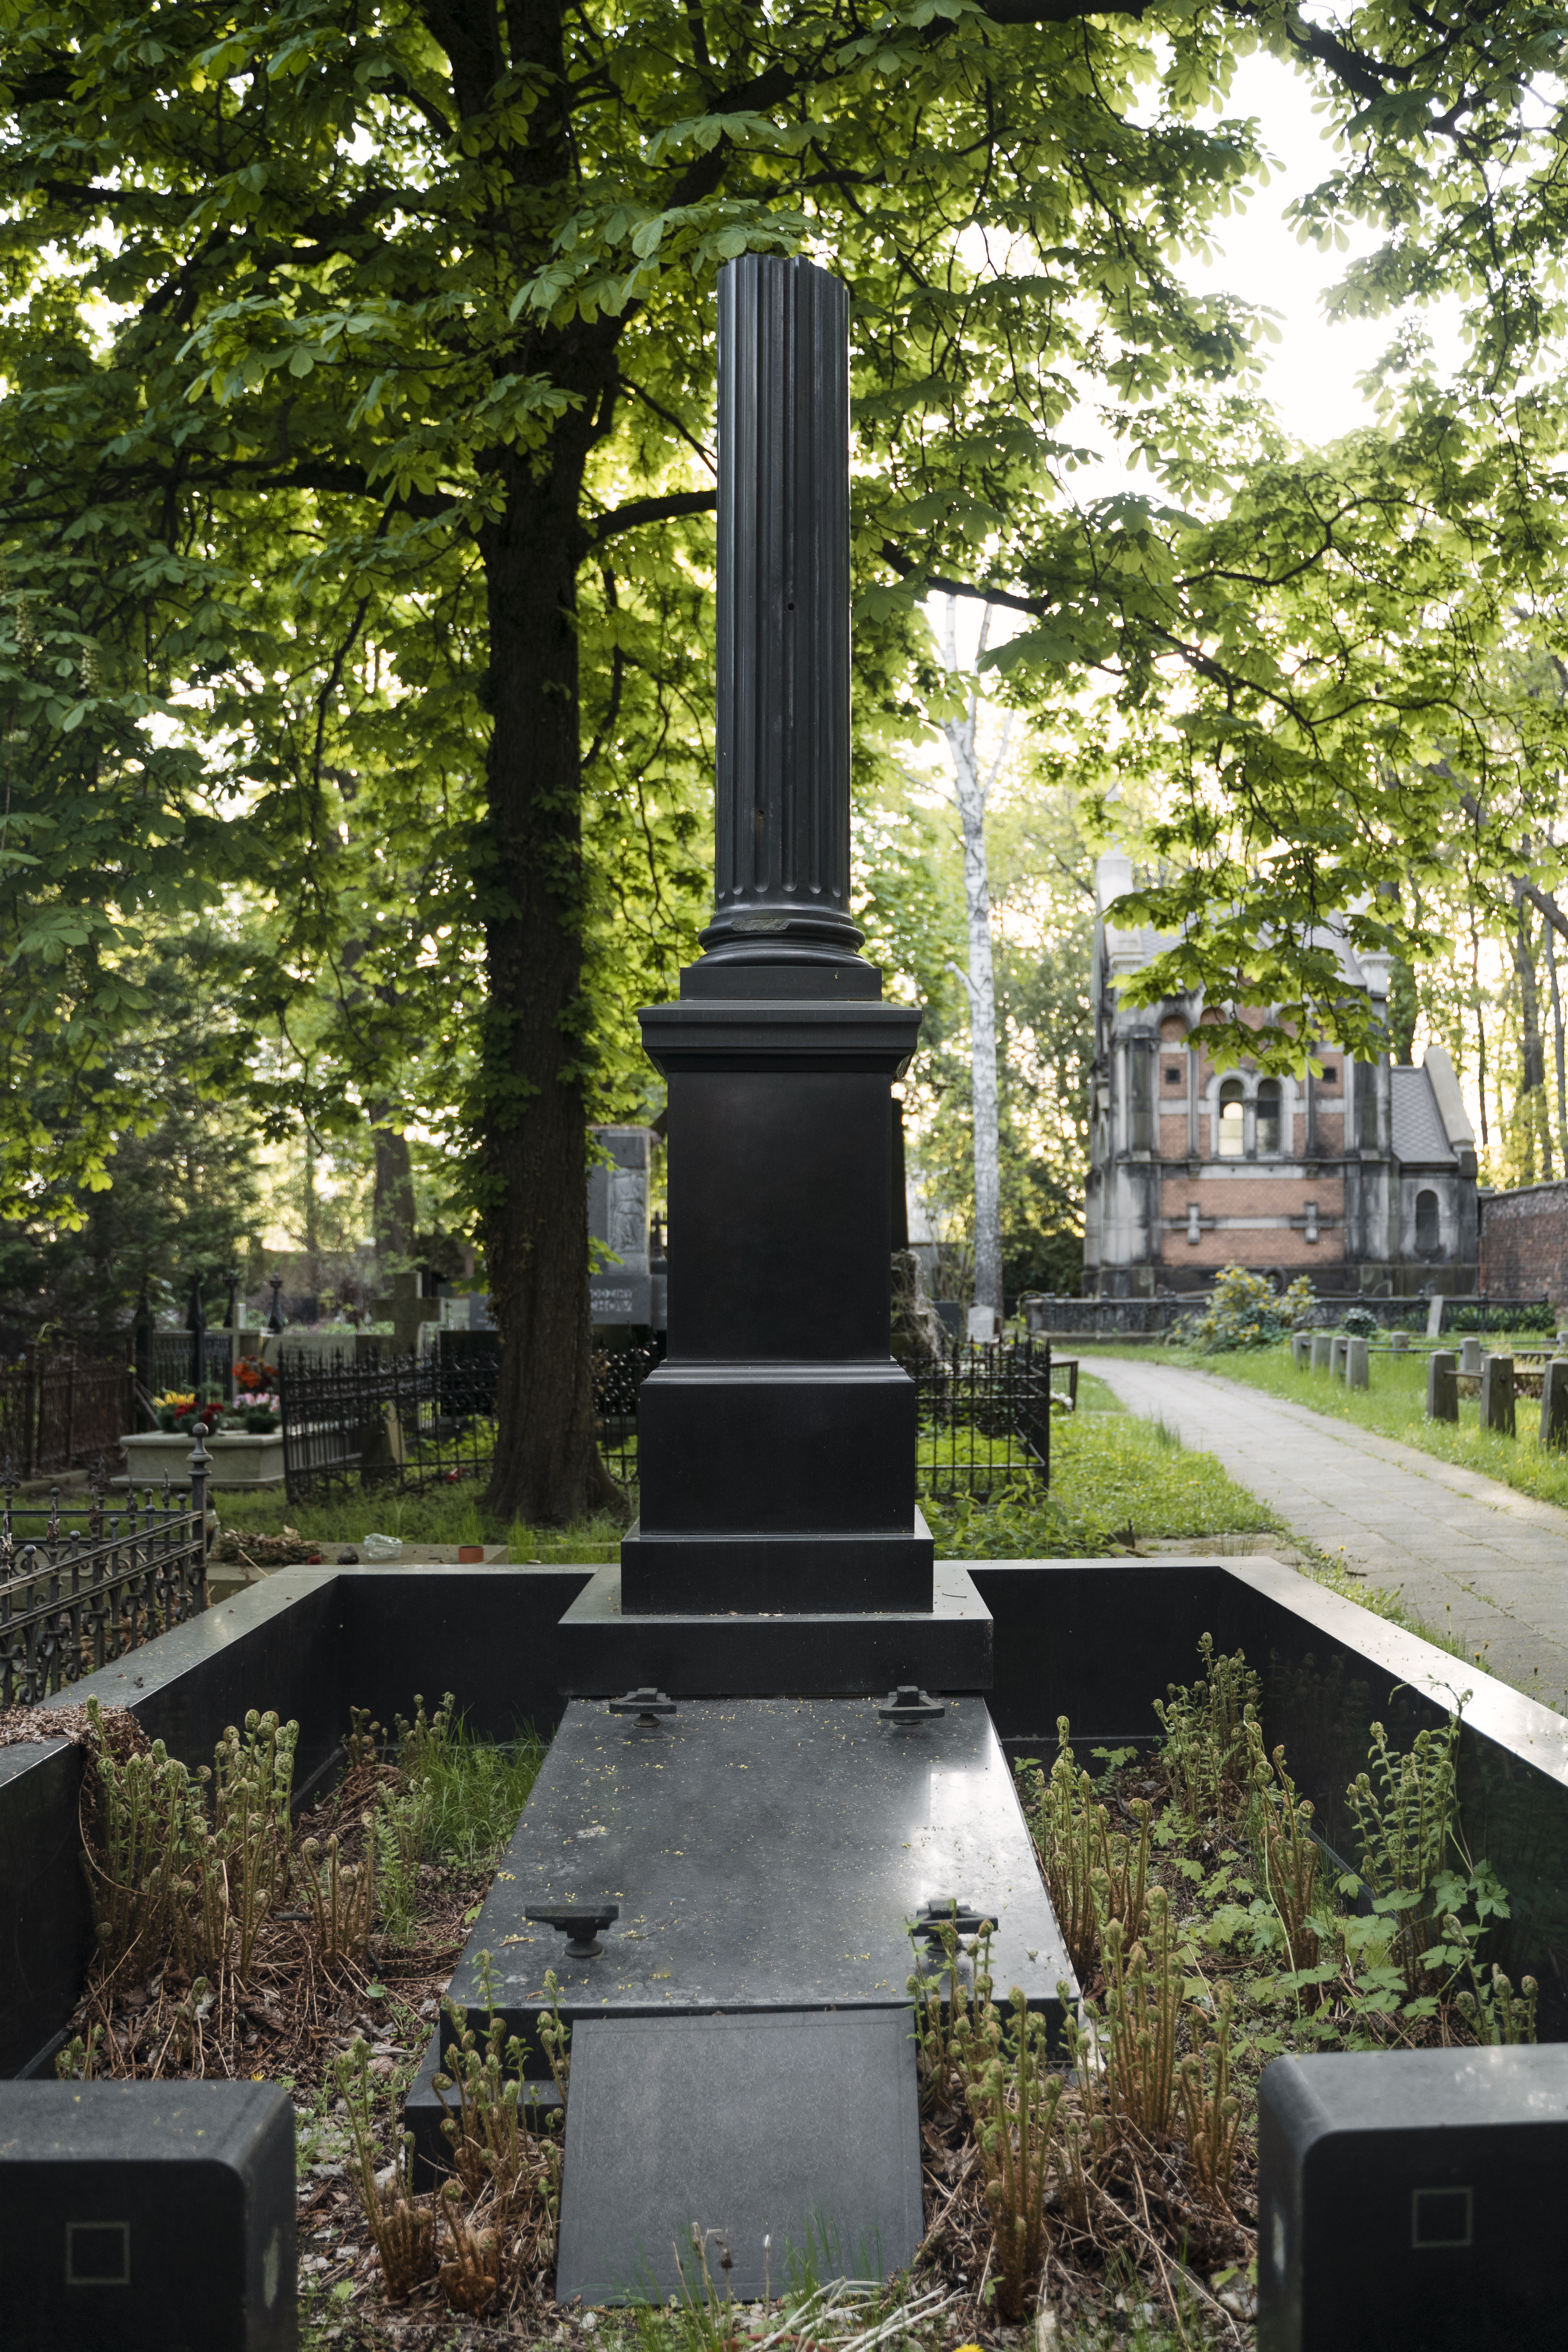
[1091,1355,1568,1705]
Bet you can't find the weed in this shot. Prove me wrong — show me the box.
[1346,1711,1463,1991]
[337,2036,436,2300]
[1176,1995,1240,2210]
[1453,1957,1539,2046]
[1246,1723,1320,1972]
[1153,1634,1259,1826]
[1092,1889,1182,2139]
[437,2182,503,2316]
[298,1827,376,1966]
[1017,1722,1149,1982]
[965,1985,1060,2320]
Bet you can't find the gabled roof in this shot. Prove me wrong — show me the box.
[1391,1065,1455,1165]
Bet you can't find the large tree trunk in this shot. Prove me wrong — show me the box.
[372,1120,416,1263]
[1512,882,1553,1180]
[937,597,1006,1318]
[479,412,619,1526]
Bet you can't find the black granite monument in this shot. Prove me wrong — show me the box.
[421,254,1071,2300]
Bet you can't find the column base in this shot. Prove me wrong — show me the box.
[621,1508,934,1616]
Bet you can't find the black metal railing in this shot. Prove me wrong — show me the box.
[0,1456,209,1708]
[904,1337,1052,1500]
[277,1344,498,1500]
[275,1332,1050,1506]
[0,1350,134,1478]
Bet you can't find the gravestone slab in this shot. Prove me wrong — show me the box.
[1258,2045,1568,2352]
[0,2079,295,2352]
[556,2009,922,2303]
[444,1695,1072,2075]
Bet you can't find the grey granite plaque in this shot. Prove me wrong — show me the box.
[556,2008,921,2304]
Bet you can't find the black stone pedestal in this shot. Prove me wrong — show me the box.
[559,1553,987,1697]
[626,996,929,1618]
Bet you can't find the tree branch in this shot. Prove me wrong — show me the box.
[878,541,1049,618]
[589,488,716,542]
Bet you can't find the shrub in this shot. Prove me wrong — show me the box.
[1171,1266,1314,1353]
[1340,1305,1381,1339]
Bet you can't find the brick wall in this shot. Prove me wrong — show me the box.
[1479,1183,1568,1304]
[1157,1174,1346,1270]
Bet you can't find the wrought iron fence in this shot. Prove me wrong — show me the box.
[0,1350,134,1478]
[0,1461,209,1708]
[277,1344,499,1501]
[275,1332,1049,1505]
[903,1337,1052,1501]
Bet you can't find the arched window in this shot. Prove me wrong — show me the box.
[1217,1078,1245,1158]
[1256,1077,1282,1156]
[1415,1188,1441,1256]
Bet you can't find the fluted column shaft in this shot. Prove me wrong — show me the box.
[698,255,865,971]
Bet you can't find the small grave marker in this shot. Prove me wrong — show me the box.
[1259,2045,1568,2351]
[0,2079,294,2352]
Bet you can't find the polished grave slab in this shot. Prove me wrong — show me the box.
[556,2010,922,2304]
[444,1694,1074,2072]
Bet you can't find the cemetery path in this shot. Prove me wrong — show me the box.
[1090,1356,1568,1706]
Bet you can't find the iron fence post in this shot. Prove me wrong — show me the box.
[187,1425,210,1602]
[23,1343,36,1481]
[186,1271,206,1395]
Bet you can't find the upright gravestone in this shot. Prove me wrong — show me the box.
[587,1125,655,1326]
[1310,1334,1332,1373]
[1459,1335,1484,1378]
[1427,1350,1458,1422]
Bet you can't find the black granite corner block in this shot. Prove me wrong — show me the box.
[0,2079,296,2352]
[555,2009,922,2304]
[1258,2046,1568,2352]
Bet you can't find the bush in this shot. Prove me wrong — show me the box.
[1172,1266,1314,1354]
[1340,1306,1381,1340]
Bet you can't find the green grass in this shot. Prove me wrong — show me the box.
[926,1408,1279,1559]
[208,1478,629,1564]
[207,1373,1259,1574]
[415,1716,550,1868]
[1154,1337,1568,1516]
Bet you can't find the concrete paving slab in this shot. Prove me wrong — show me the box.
[1091,1358,1568,1703]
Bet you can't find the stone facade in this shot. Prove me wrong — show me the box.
[1478,1182,1568,1306]
[1083,854,1481,1297]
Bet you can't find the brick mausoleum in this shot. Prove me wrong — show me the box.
[1083,854,1481,1298]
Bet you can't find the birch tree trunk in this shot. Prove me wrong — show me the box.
[936,595,1009,1319]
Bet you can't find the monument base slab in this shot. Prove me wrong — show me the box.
[558,1550,986,1696]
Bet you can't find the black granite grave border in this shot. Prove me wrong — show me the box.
[5,1556,1568,2075]
[974,1556,1568,2035]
